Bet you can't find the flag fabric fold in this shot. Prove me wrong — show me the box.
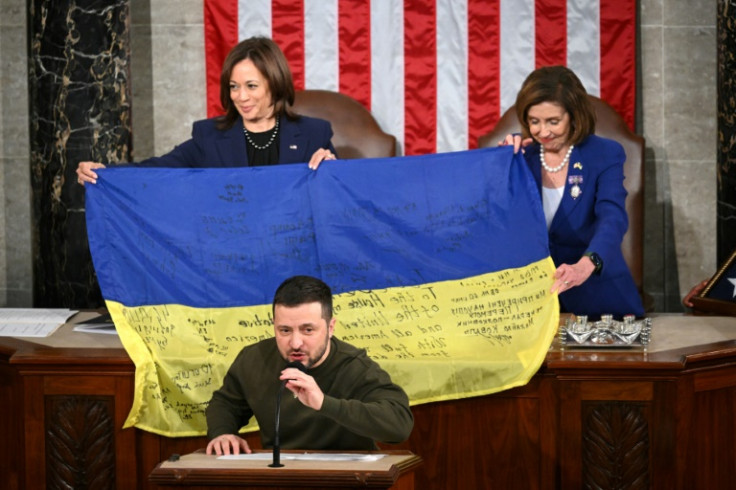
[86,147,559,437]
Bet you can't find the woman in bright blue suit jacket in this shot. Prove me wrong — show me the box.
[76,37,336,183]
[503,66,644,319]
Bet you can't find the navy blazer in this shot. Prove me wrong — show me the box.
[136,115,336,167]
[525,134,644,318]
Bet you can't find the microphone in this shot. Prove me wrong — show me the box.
[270,360,306,468]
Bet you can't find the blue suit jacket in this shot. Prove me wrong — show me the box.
[136,115,335,167]
[525,134,644,318]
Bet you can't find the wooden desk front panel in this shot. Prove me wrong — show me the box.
[21,371,138,489]
[4,327,736,489]
[1,348,23,490]
[556,379,671,490]
[395,377,554,490]
[682,367,736,490]
[0,340,138,490]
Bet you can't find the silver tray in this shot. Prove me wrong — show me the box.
[559,315,652,348]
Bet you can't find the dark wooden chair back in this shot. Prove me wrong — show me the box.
[292,90,397,159]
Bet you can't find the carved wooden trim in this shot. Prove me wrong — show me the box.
[581,401,650,490]
[45,395,116,489]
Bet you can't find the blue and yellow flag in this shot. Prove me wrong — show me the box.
[86,147,558,437]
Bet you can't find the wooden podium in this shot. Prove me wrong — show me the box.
[148,449,422,489]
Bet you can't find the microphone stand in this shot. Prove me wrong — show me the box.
[270,361,305,468]
[269,381,286,468]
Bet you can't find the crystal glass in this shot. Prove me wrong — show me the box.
[565,316,593,344]
[590,327,615,344]
[612,316,643,345]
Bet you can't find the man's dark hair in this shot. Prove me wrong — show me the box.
[272,276,333,321]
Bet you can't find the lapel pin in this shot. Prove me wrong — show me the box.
[573,162,582,170]
[289,145,297,150]
[568,175,583,199]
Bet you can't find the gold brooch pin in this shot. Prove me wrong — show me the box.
[573,162,582,170]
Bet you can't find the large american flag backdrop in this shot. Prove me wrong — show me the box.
[204,0,636,156]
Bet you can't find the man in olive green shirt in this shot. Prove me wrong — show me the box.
[206,275,414,455]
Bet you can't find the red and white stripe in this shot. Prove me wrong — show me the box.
[205,0,636,156]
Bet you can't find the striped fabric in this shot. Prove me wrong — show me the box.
[204,0,635,156]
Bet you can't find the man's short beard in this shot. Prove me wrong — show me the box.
[304,331,330,368]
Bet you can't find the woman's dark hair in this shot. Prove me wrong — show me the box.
[514,65,596,145]
[217,37,297,130]
[272,276,333,321]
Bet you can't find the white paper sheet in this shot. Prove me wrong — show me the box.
[0,308,75,337]
[218,453,386,462]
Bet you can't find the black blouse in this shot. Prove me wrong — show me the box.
[244,125,280,166]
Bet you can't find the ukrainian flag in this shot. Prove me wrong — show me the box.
[86,147,558,437]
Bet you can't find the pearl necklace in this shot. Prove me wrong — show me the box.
[540,144,574,173]
[243,118,279,150]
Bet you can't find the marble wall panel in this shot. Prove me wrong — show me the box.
[0,0,24,24]
[640,5,680,311]
[28,0,132,308]
[149,0,204,25]
[147,0,205,157]
[0,172,5,307]
[3,158,33,306]
[717,0,736,263]
[0,1,31,307]
[668,159,717,294]
[641,27,665,154]
[130,0,154,161]
[0,20,6,305]
[129,33,155,160]
[640,24,669,311]
[1,28,30,159]
[640,0,663,24]
[663,23,717,298]
[663,27,717,162]
[664,0,714,26]
[149,23,205,157]
[638,0,718,310]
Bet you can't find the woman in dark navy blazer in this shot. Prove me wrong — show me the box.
[76,37,336,184]
[503,66,644,319]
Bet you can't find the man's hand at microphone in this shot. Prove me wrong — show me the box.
[206,434,251,456]
[280,366,324,410]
